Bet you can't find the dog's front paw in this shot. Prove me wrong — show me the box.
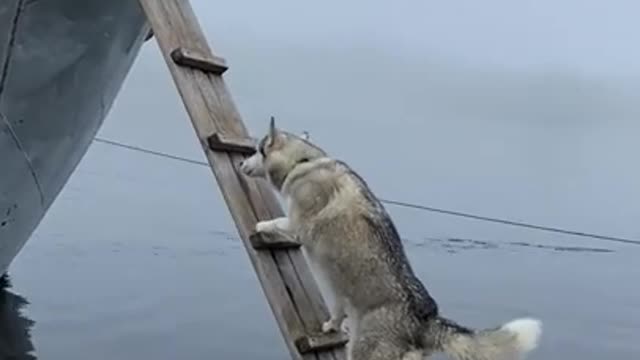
[321,318,341,333]
[255,217,290,234]
[255,220,274,233]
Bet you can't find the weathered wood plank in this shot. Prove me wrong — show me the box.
[207,132,256,155]
[137,1,347,359]
[171,47,228,75]
[138,2,308,359]
[164,7,339,359]
[296,333,350,354]
[250,231,301,250]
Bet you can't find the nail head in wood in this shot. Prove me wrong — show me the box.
[170,47,228,75]
[295,332,349,354]
[249,232,301,250]
[207,132,256,154]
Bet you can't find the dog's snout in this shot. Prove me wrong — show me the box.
[239,159,250,175]
[238,154,265,178]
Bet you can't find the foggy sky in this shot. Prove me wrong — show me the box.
[100,0,640,240]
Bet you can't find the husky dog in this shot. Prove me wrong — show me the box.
[239,118,542,360]
[240,123,348,334]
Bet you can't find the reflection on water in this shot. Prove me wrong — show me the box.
[409,237,616,254]
[148,228,619,255]
[0,275,37,360]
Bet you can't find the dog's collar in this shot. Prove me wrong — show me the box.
[278,157,313,191]
[284,158,311,182]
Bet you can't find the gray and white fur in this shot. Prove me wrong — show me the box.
[239,118,542,360]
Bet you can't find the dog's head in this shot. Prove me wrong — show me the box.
[240,117,326,190]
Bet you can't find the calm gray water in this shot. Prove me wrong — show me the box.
[3,0,640,358]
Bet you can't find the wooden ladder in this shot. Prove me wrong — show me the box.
[137,1,348,359]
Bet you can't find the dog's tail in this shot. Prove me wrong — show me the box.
[430,316,542,360]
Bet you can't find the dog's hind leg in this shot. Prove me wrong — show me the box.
[347,308,421,360]
[322,296,347,333]
[348,324,418,360]
[348,335,417,360]
[401,351,424,360]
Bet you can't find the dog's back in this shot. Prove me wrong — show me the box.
[289,158,437,314]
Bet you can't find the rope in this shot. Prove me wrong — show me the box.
[92,136,640,246]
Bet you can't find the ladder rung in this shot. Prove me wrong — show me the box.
[249,231,301,250]
[207,132,256,154]
[295,332,349,354]
[171,47,228,75]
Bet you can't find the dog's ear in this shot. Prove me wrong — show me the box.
[269,116,277,138]
[266,115,280,147]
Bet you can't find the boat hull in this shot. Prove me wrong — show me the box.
[0,0,149,274]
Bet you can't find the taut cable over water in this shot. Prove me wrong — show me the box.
[92,137,640,247]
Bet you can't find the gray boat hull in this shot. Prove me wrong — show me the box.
[0,0,149,274]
